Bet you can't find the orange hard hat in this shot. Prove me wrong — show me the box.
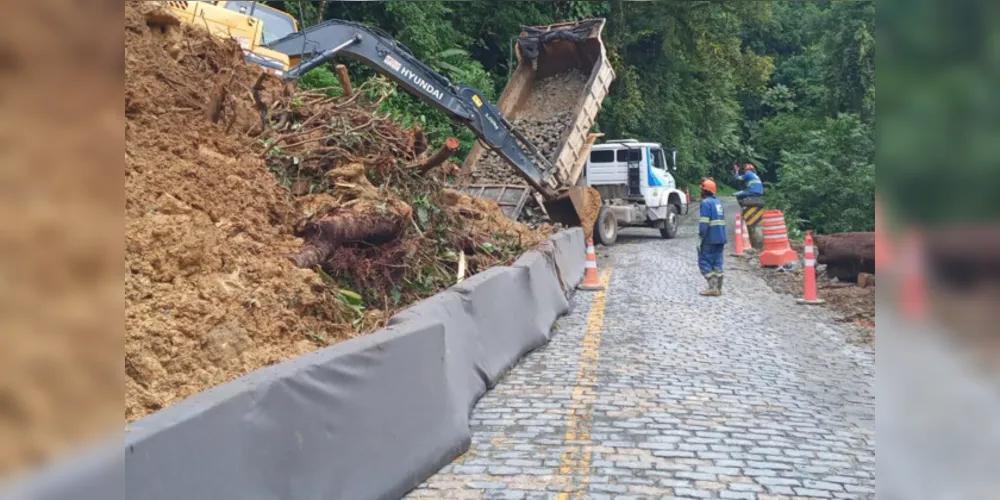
[700,178,717,195]
[744,163,756,172]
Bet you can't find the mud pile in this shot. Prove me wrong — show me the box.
[0,0,122,475]
[125,4,350,422]
[126,3,544,423]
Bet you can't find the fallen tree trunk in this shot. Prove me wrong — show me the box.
[288,212,408,269]
[815,232,875,282]
[815,232,875,263]
[923,227,1000,288]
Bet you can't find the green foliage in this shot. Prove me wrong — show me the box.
[595,1,775,184]
[279,0,873,233]
[771,114,875,234]
[738,1,875,234]
[296,66,343,97]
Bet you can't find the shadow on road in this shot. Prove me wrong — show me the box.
[615,229,662,244]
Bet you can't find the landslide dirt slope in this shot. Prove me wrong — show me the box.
[125,4,349,422]
[125,3,549,424]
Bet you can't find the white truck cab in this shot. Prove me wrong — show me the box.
[582,139,690,246]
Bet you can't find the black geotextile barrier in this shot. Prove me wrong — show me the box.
[2,228,585,500]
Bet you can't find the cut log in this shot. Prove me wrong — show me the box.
[409,137,460,174]
[922,227,1000,288]
[288,212,407,269]
[815,232,875,282]
[334,64,354,98]
[815,232,875,263]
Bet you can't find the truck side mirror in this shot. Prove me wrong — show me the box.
[670,150,678,171]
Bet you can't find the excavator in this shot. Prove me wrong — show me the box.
[155,2,591,227]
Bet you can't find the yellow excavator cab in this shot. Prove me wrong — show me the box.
[152,1,294,74]
[214,2,299,45]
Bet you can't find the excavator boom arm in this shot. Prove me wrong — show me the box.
[266,20,559,196]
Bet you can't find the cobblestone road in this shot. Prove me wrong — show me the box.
[409,204,875,499]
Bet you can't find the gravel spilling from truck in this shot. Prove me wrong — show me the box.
[470,69,588,186]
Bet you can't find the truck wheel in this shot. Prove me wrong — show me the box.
[659,205,679,240]
[594,206,618,246]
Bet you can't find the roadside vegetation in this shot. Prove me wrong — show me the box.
[272,0,875,235]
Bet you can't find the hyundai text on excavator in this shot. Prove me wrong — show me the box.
[153,2,613,227]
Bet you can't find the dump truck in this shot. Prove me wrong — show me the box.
[461,19,616,221]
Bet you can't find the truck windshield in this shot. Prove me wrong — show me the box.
[652,150,665,169]
[223,2,297,44]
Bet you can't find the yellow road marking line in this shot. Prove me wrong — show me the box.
[556,268,612,498]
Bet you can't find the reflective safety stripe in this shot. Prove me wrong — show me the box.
[748,180,762,185]
[805,245,814,255]
[805,258,816,266]
[699,217,711,223]
[585,261,598,269]
[764,234,788,240]
[763,217,785,224]
[587,246,595,253]
[709,221,726,226]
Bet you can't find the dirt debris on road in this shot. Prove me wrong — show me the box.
[579,187,603,241]
[126,3,546,423]
[736,248,875,344]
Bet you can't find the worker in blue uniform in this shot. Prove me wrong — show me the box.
[733,163,764,201]
[697,178,727,296]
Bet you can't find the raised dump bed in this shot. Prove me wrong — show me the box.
[464,19,615,220]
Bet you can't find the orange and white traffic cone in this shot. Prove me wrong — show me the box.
[578,237,605,291]
[733,214,745,256]
[797,231,825,305]
[900,228,927,320]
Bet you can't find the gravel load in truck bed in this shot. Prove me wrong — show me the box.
[470,69,589,186]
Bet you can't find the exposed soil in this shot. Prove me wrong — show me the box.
[125,3,545,424]
[579,187,603,241]
[737,248,875,345]
[0,0,122,475]
[125,4,350,422]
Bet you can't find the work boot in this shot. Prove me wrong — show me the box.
[699,276,715,296]
[716,275,725,295]
[707,276,722,296]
